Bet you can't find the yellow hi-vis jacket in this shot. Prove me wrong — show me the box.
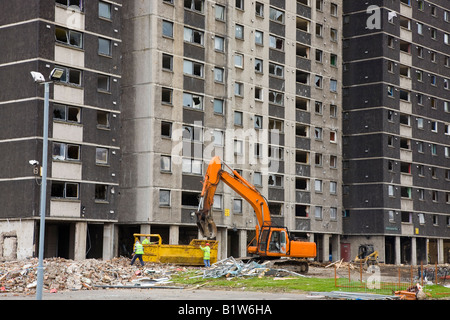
[200,245,210,260]
[135,242,144,255]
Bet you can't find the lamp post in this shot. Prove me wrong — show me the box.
[30,68,64,300]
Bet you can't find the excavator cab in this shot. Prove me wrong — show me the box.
[256,227,288,256]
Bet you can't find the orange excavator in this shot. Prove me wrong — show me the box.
[195,156,316,273]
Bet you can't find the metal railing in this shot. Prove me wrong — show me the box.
[334,262,449,295]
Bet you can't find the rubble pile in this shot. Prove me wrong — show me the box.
[0,257,174,294]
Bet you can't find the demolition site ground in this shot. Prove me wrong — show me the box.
[1,257,449,300]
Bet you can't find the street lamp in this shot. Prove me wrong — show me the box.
[30,68,64,300]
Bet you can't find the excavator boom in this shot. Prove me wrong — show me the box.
[195,156,271,239]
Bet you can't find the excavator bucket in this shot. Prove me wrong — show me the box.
[195,210,217,239]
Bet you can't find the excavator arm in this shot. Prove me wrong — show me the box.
[195,156,271,239]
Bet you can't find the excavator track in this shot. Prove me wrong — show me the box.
[270,259,310,274]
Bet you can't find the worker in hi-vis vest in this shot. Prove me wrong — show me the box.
[200,243,211,267]
[131,240,145,267]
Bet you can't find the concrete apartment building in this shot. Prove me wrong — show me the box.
[5,1,448,267]
[342,0,450,265]
[119,0,343,261]
[0,0,122,261]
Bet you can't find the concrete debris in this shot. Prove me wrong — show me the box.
[200,257,309,279]
[0,257,178,295]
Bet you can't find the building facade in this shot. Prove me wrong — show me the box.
[0,0,122,260]
[119,0,343,261]
[342,0,450,264]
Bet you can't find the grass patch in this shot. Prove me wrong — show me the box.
[171,269,450,299]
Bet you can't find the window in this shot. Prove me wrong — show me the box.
[159,189,171,206]
[268,174,283,187]
[161,121,172,138]
[431,144,437,155]
[388,185,395,197]
[254,115,263,129]
[182,158,203,175]
[162,20,173,38]
[213,130,224,146]
[330,155,337,168]
[255,30,263,45]
[417,23,423,35]
[254,143,263,158]
[214,36,225,52]
[330,181,337,194]
[330,130,337,143]
[215,4,225,20]
[214,67,224,83]
[315,206,323,219]
[315,153,323,166]
[213,99,224,114]
[269,90,284,105]
[213,195,222,210]
[314,101,323,114]
[269,63,284,78]
[253,172,262,186]
[431,28,437,40]
[315,75,323,88]
[56,66,82,86]
[183,93,203,110]
[98,1,111,19]
[55,27,83,48]
[255,87,263,101]
[184,0,204,13]
[268,146,284,160]
[255,2,264,17]
[255,58,263,73]
[316,23,323,37]
[331,3,338,16]
[389,210,395,222]
[53,142,80,161]
[315,49,323,62]
[183,60,204,77]
[161,87,173,104]
[184,27,204,45]
[95,184,108,202]
[182,125,202,142]
[96,147,109,165]
[53,104,81,123]
[314,179,323,192]
[401,212,411,223]
[98,37,111,56]
[431,121,438,133]
[233,199,243,213]
[235,24,244,39]
[269,118,283,132]
[51,182,79,199]
[234,111,243,126]
[269,7,284,24]
[234,82,243,96]
[330,79,337,92]
[162,54,173,71]
[234,53,244,68]
[160,155,171,172]
[269,35,284,51]
[330,28,337,41]
[330,54,337,67]
[316,0,323,11]
[234,140,243,155]
[98,75,110,92]
[56,0,83,11]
